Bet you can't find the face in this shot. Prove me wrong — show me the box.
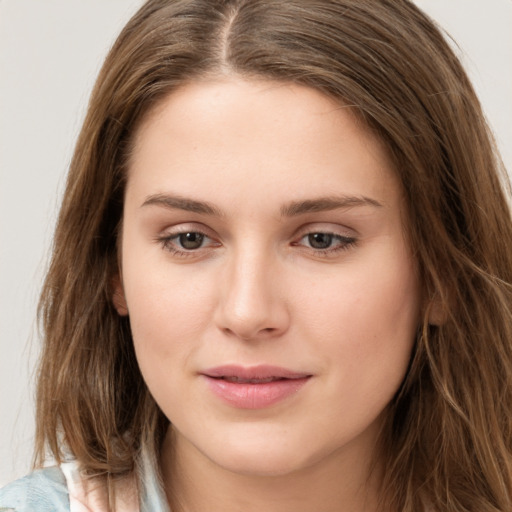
[116,78,420,478]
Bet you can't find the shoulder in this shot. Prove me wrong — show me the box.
[0,466,69,511]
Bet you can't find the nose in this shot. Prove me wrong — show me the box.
[213,249,290,341]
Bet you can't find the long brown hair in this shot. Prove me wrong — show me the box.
[35,1,512,510]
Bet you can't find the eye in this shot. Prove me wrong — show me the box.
[306,233,336,249]
[157,228,219,257]
[176,232,206,250]
[294,231,357,255]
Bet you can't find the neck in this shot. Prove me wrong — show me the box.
[160,427,386,512]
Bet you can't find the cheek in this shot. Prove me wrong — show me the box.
[300,262,418,338]
[125,275,216,415]
[296,247,419,384]
[122,258,216,375]
[299,266,418,434]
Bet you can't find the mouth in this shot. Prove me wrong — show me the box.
[201,365,312,409]
[218,376,292,384]
[202,364,311,381]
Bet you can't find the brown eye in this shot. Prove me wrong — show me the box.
[179,232,205,250]
[307,233,334,249]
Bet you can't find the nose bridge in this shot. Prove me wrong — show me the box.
[215,239,288,340]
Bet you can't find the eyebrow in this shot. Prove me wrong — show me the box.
[142,194,223,216]
[280,195,382,216]
[141,193,382,217]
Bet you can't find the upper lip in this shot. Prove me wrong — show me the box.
[201,365,311,380]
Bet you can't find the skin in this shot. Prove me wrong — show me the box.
[114,77,421,512]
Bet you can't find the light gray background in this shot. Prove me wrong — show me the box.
[1,0,511,486]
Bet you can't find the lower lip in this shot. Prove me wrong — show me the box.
[203,376,310,409]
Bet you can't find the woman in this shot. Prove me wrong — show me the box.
[1,1,511,511]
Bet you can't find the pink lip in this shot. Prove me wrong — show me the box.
[201,365,312,409]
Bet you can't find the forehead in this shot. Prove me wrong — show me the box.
[126,77,401,213]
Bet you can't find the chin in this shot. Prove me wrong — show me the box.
[202,432,321,478]
[215,450,307,478]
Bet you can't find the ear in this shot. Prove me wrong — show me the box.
[427,292,447,326]
[112,274,129,316]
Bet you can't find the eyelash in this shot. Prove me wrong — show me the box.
[156,229,357,258]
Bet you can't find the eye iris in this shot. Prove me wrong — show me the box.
[179,232,204,250]
[308,233,333,249]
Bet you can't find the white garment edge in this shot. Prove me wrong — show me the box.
[61,461,139,512]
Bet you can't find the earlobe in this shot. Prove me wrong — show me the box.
[112,274,129,316]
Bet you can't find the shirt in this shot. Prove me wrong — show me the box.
[0,459,170,512]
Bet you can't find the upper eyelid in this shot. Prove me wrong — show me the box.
[160,222,216,237]
[293,222,358,238]
[161,228,354,238]
[156,221,358,241]
[298,232,355,241]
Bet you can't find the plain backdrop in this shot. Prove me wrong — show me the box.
[1,0,511,486]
